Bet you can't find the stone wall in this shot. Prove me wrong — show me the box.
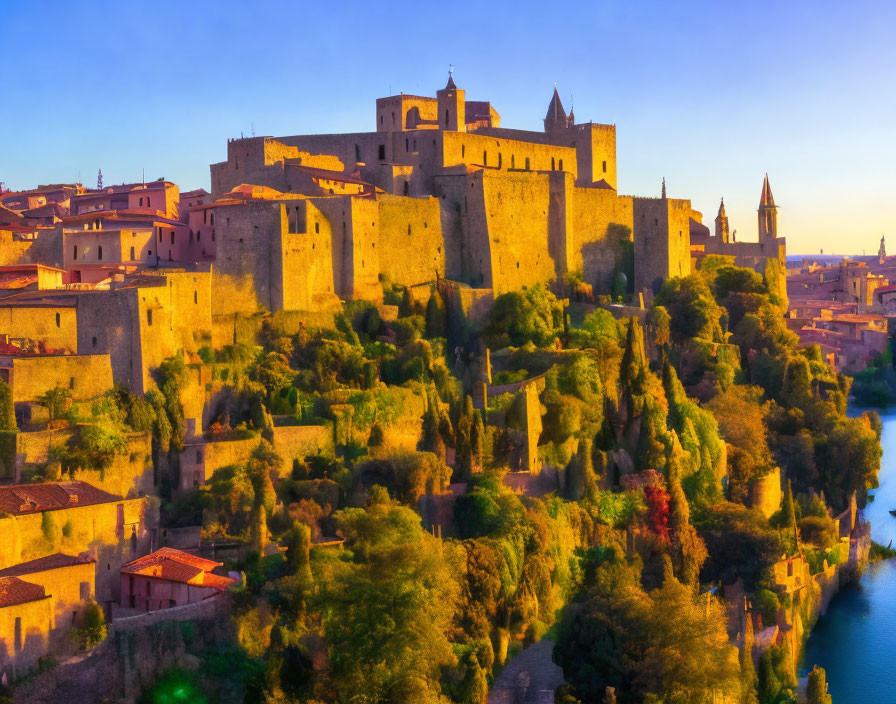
[751,467,783,519]
[271,424,332,474]
[0,306,77,351]
[11,354,113,404]
[376,193,444,287]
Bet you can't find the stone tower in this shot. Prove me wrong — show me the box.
[879,234,887,264]
[758,173,778,241]
[715,198,730,243]
[544,86,569,133]
[437,72,465,132]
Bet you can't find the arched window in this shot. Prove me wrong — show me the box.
[98,245,103,260]
[146,197,151,208]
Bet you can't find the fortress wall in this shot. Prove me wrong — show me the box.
[571,188,634,292]
[0,306,77,350]
[11,354,113,403]
[348,197,382,300]
[442,131,577,175]
[203,436,259,479]
[376,193,445,287]
[68,432,155,499]
[210,137,275,197]
[432,174,474,283]
[633,198,692,297]
[279,202,338,311]
[271,425,332,474]
[572,123,618,189]
[0,229,34,265]
[479,171,556,294]
[211,201,281,314]
[162,270,213,353]
[76,290,140,392]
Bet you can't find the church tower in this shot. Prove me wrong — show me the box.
[715,198,730,243]
[758,174,778,241]
[544,86,569,133]
[437,71,465,133]
[879,235,887,264]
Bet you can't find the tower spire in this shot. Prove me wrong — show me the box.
[661,177,666,199]
[758,173,778,241]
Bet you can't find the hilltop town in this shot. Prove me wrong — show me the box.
[0,76,878,704]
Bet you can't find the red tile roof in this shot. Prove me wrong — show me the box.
[0,553,95,578]
[0,481,122,516]
[0,576,48,608]
[121,548,233,590]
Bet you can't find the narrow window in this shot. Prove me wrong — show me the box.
[147,309,152,326]
[403,182,409,195]
[391,111,395,125]
[55,312,60,327]
[405,138,409,152]
[194,291,198,304]
[603,160,607,173]
[73,245,78,260]
[315,222,320,233]
[462,144,465,158]
[69,377,74,389]
[525,157,530,170]
[498,153,502,168]
[559,159,563,171]
[139,197,143,207]
[203,210,207,224]
[483,150,487,166]
[130,246,135,260]
[146,197,151,208]
[196,450,202,463]
[98,245,103,260]
[189,230,194,243]
[511,154,515,169]
[445,109,449,126]
[355,144,361,161]
[378,144,385,160]
[170,231,174,244]
[209,213,214,225]
[92,336,97,347]
[551,157,555,170]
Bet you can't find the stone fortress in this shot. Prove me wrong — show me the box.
[0,72,788,677]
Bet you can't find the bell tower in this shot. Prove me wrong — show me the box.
[715,198,730,243]
[437,67,465,132]
[758,174,778,241]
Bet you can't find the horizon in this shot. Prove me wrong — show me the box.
[2,0,895,255]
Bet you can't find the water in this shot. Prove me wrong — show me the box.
[801,408,896,701]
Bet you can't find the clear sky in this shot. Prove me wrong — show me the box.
[1,0,894,255]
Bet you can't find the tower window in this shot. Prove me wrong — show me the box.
[147,309,153,326]
[602,160,607,173]
[73,245,78,260]
[139,197,143,207]
[194,291,198,304]
[170,231,174,244]
[315,222,320,233]
[559,159,563,171]
[525,157,530,170]
[378,144,385,160]
[445,109,450,126]
[483,150,487,166]
[551,157,556,170]
[130,246,135,260]
[56,312,60,327]
[406,138,409,152]
[98,245,103,260]
[210,213,214,225]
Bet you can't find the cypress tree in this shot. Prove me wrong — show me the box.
[0,378,15,431]
[740,610,759,704]
[806,666,832,704]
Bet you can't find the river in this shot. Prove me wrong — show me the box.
[801,407,896,701]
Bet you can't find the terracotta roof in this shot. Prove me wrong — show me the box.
[121,548,233,590]
[0,576,48,608]
[0,481,122,516]
[0,553,95,578]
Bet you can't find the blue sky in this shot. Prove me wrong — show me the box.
[1,0,894,255]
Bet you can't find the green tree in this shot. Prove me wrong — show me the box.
[0,378,15,431]
[806,665,832,704]
[38,385,71,422]
[424,288,448,339]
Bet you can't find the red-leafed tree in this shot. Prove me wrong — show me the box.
[643,485,671,543]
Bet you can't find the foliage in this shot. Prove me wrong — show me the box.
[0,379,15,431]
[485,284,563,348]
[72,601,106,650]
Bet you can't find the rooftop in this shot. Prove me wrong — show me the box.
[0,576,48,609]
[121,548,234,590]
[0,553,95,578]
[0,481,123,516]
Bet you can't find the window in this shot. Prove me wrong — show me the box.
[559,159,563,171]
[355,144,361,161]
[203,210,207,224]
[196,450,202,463]
[139,197,143,207]
[498,153,502,168]
[97,245,103,260]
[403,182,409,195]
[378,144,386,160]
[391,111,395,125]
[170,231,174,244]
[445,109,449,126]
[525,157,530,170]
[130,246,135,260]
[92,336,97,347]
[146,197,151,208]
[56,312,60,327]
[148,250,152,256]
[69,377,75,389]
[73,245,78,260]
[210,213,214,225]
[511,154,515,169]
[602,160,607,173]
[147,309,153,326]
[189,230,194,243]
[194,291,198,304]
[405,138,409,152]
[551,157,556,170]
[79,582,90,601]
[14,617,21,653]
[315,222,320,234]
[462,145,465,158]
[483,150,487,166]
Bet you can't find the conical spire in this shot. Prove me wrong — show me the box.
[760,173,775,207]
[717,198,726,217]
[445,74,457,90]
[661,177,667,199]
[545,86,567,121]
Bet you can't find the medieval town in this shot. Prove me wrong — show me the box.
[0,40,892,704]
